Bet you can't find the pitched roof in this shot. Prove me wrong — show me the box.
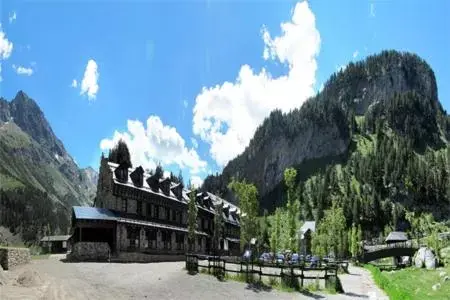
[40,235,71,242]
[72,206,119,221]
[385,231,408,242]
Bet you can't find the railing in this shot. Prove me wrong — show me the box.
[363,240,417,253]
[185,254,345,289]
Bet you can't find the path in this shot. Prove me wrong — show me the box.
[339,265,388,299]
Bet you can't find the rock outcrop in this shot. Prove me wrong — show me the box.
[414,247,437,269]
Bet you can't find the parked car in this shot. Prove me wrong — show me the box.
[289,253,300,264]
[305,254,311,262]
[242,250,252,261]
[259,252,271,263]
[275,253,285,264]
[310,255,320,267]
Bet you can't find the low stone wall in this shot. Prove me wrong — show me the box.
[67,242,111,261]
[114,252,185,263]
[0,247,31,270]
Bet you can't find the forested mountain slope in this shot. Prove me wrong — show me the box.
[0,91,98,244]
[202,50,450,231]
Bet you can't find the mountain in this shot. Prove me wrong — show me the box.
[0,91,98,243]
[202,50,450,227]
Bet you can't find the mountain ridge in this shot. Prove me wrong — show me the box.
[202,50,450,219]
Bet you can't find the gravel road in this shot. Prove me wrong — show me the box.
[0,256,387,300]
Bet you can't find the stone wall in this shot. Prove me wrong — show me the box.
[67,242,111,261]
[114,252,185,263]
[0,247,31,270]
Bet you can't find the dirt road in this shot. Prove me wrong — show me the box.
[0,256,387,300]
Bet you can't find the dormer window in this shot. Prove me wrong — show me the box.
[159,178,171,195]
[146,175,159,191]
[114,162,129,183]
[170,183,183,200]
[130,166,144,187]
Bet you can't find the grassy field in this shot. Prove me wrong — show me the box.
[366,264,450,300]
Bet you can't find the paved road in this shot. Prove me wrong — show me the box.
[1,256,387,300]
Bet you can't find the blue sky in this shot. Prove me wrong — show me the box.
[1,0,449,187]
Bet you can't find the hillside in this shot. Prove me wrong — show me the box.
[202,50,450,230]
[0,91,98,243]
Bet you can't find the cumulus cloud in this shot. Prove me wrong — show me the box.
[353,50,359,59]
[9,12,17,24]
[336,64,347,72]
[71,79,78,88]
[80,59,99,100]
[12,64,33,76]
[100,115,207,175]
[192,1,321,166]
[0,27,13,60]
[190,175,204,189]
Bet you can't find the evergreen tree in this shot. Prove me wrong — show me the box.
[187,189,198,251]
[108,139,132,168]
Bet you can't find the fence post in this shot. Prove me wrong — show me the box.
[300,266,304,288]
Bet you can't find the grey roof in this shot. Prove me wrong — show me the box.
[299,221,316,239]
[40,235,71,242]
[72,206,119,221]
[385,231,408,242]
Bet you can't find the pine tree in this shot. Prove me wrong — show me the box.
[187,189,198,251]
[108,139,132,168]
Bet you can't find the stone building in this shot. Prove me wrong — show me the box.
[70,156,241,260]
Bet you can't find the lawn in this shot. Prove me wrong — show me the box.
[366,264,450,300]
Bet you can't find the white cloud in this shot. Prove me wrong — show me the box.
[191,137,198,149]
[353,50,359,59]
[100,115,207,175]
[12,64,33,76]
[370,3,376,17]
[9,12,17,24]
[80,59,99,100]
[163,170,171,179]
[71,79,78,88]
[183,99,188,109]
[192,1,320,166]
[0,27,13,60]
[190,175,204,189]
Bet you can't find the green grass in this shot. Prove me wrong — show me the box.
[0,173,25,190]
[366,264,450,300]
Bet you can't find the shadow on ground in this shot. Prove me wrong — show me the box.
[245,282,272,293]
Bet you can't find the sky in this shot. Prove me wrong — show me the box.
[1,0,449,188]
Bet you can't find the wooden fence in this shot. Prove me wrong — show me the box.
[185,254,346,289]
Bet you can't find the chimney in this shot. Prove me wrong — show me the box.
[130,166,144,187]
[114,162,129,183]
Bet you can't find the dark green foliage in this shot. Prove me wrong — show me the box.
[0,186,70,244]
[108,139,132,168]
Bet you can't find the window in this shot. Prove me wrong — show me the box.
[146,203,151,217]
[155,205,159,219]
[172,210,177,222]
[137,200,142,215]
[122,198,128,212]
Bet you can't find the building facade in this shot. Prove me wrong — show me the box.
[70,156,241,258]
